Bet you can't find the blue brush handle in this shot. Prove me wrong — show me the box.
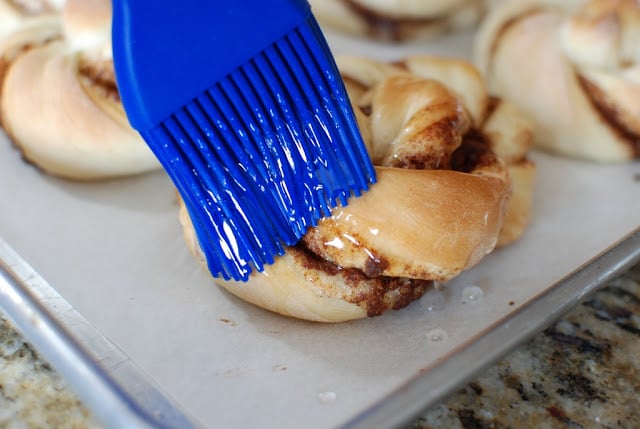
[112,0,311,132]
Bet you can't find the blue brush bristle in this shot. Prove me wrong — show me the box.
[137,16,375,281]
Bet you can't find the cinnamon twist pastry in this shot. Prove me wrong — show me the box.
[476,0,640,162]
[1,0,159,180]
[179,56,535,322]
[309,0,486,42]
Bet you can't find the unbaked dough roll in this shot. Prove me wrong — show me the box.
[0,1,63,108]
[476,0,640,162]
[180,56,535,322]
[0,1,61,52]
[0,0,63,37]
[1,0,159,179]
[310,0,486,42]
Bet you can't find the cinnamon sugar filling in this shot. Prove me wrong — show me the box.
[577,74,640,157]
[293,244,432,316]
[78,58,120,103]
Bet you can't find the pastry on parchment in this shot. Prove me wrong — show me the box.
[179,56,536,322]
[309,0,486,42]
[476,0,640,162]
[0,0,160,180]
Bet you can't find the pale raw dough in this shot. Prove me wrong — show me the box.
[0,0,62,106]
[475,0,640,162]
[310,0,486,41]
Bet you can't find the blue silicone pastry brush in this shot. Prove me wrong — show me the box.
[112,0,375,281]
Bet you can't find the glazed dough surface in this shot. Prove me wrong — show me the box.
[181,56,536,322]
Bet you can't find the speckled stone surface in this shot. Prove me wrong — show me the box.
[412,262,640,428]
[0,318,100,429]
[1,263,640,428]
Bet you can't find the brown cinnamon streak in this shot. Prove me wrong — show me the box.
[294,244,432,317]
[577,74,640,158]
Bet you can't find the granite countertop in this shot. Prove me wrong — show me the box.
[1,262,640,428]
[414,262,640,428]
[0,318,98,429]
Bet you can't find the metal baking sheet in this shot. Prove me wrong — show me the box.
[1,30,640,429]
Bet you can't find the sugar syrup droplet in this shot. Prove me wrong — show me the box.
[423,290,446,312]
[426,328,448,343]
[317,391,337,404]
[462,285,484,303]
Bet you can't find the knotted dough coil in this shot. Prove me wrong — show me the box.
[179,56,535,322]
[309,0,486,42]
[0,0,159,179]
[476,0,640,162]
